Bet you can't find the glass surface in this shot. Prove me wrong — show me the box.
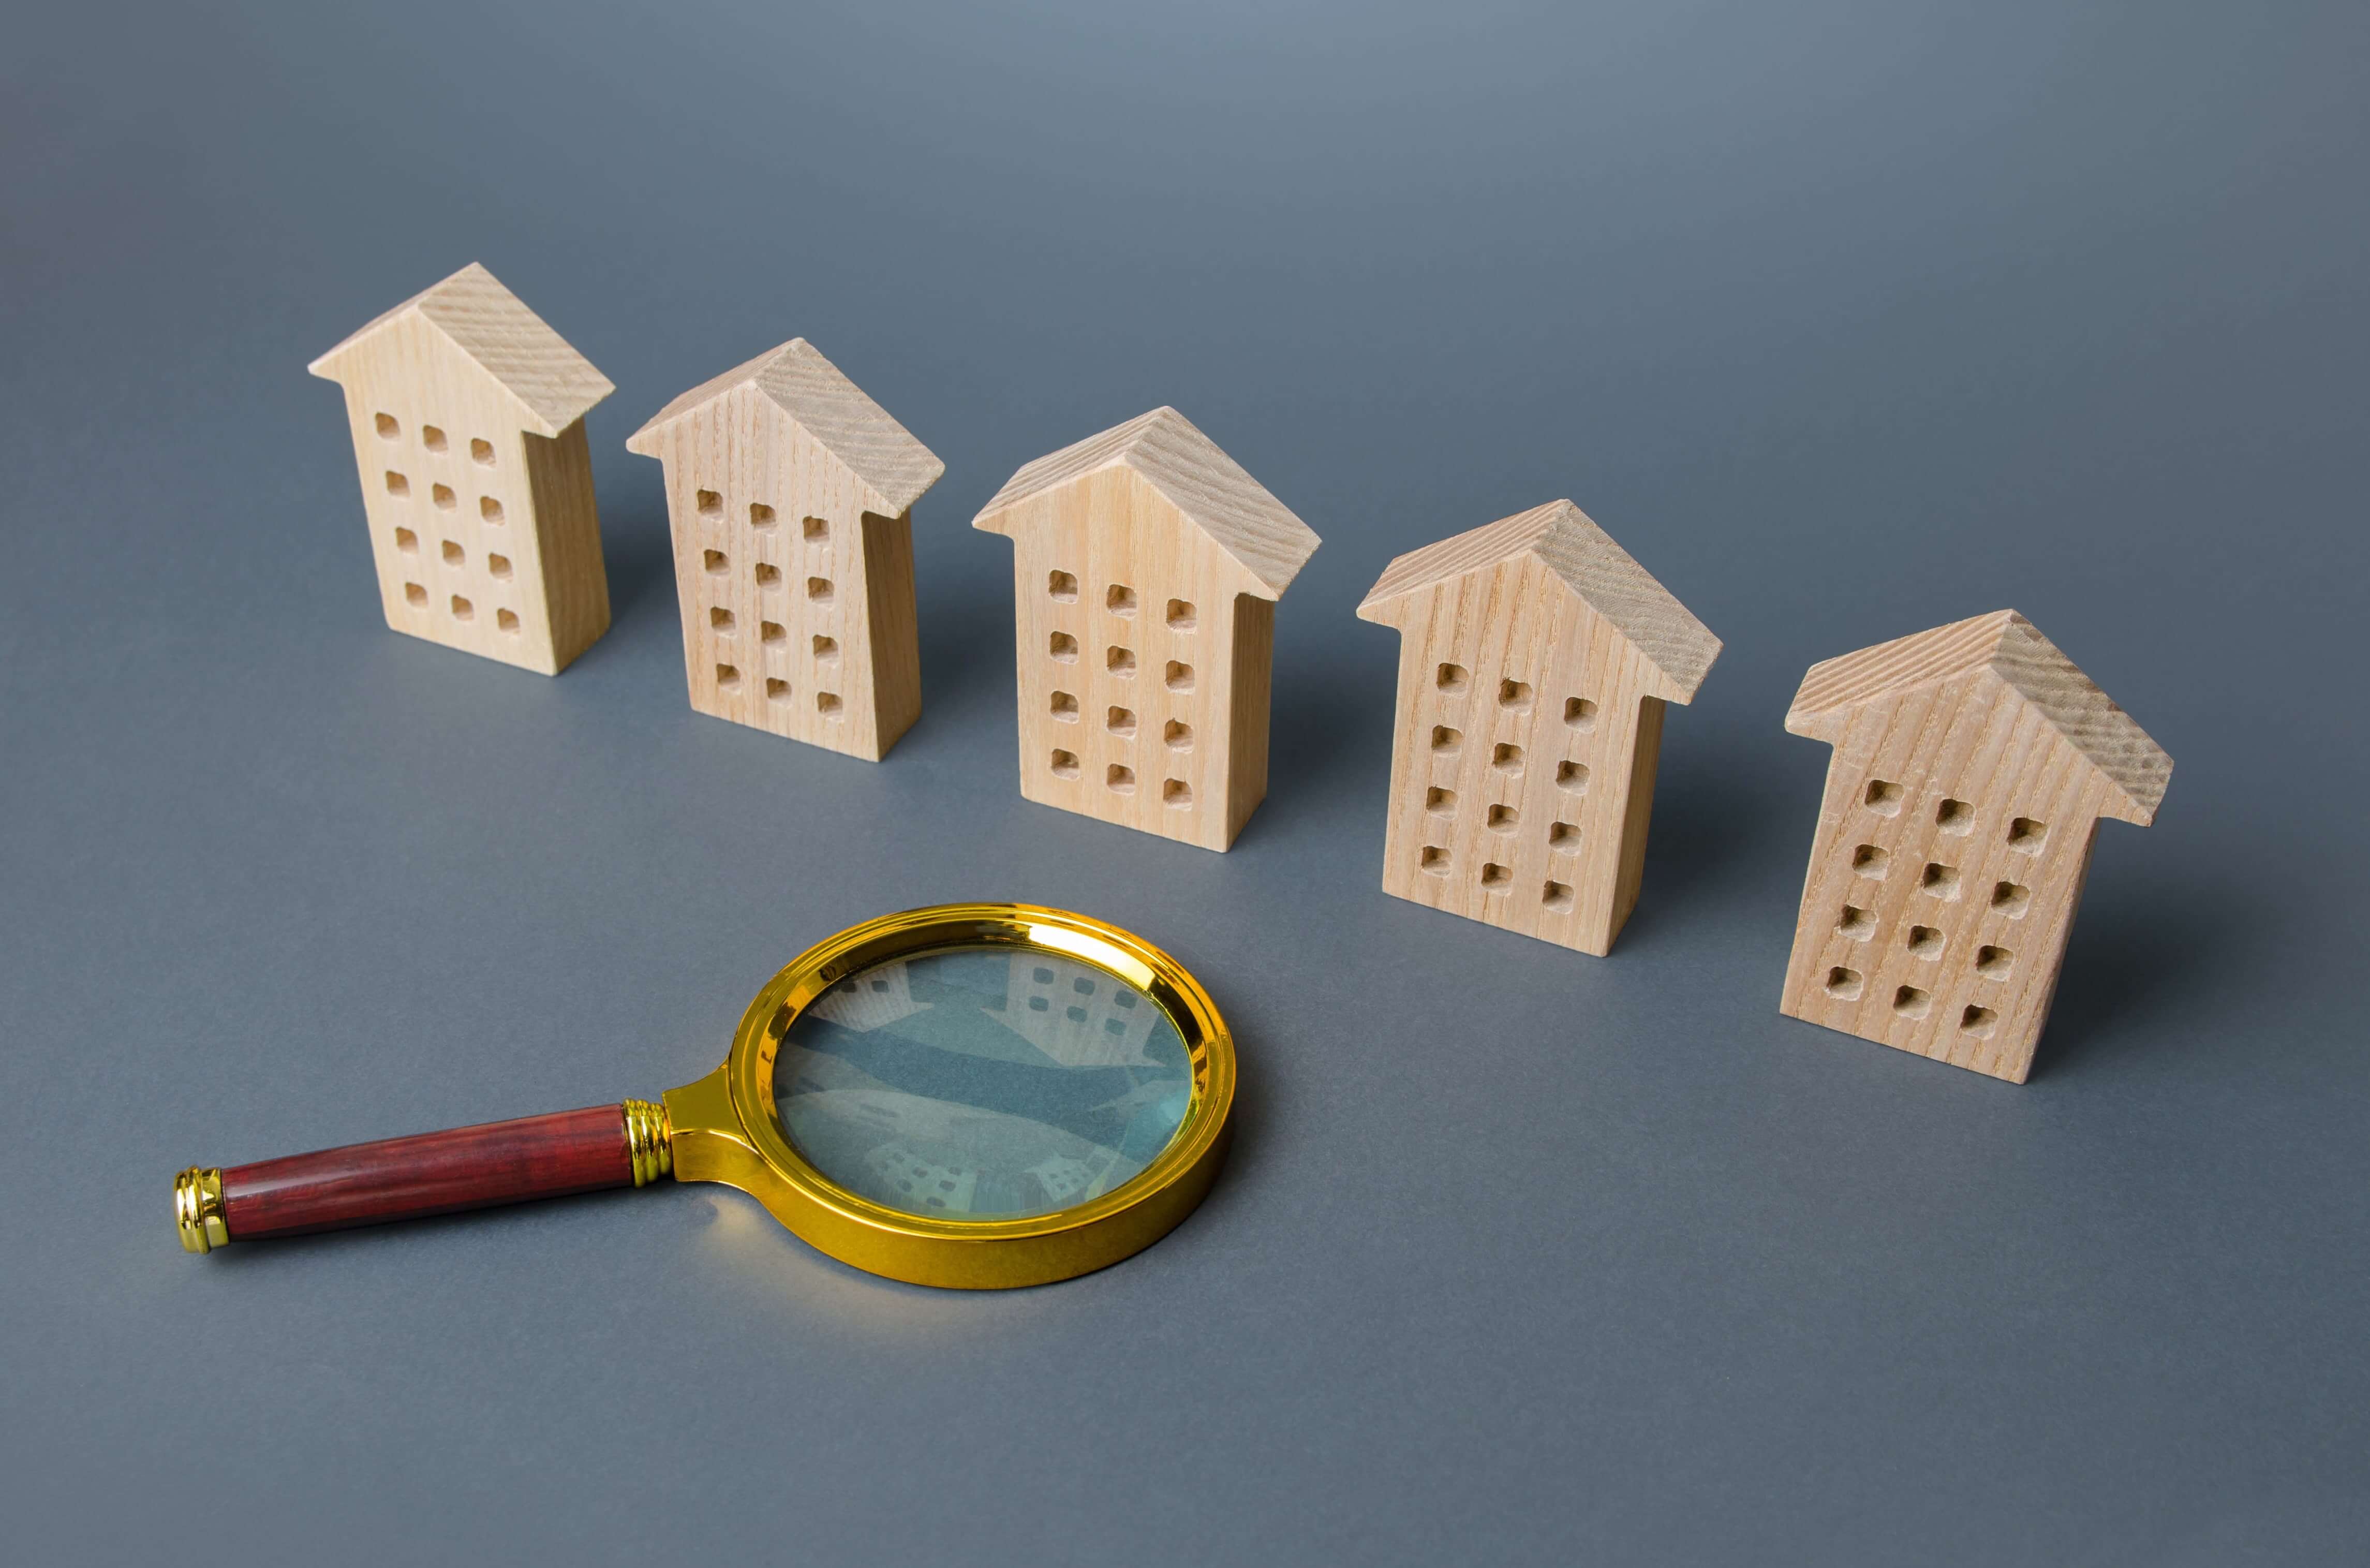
[775,945,1194,1220]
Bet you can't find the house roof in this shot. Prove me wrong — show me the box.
[625,338,945,516]
[1357,499,1723,701]
[308,262,613,437]
[1786,610,2171,822]
[972,407,1321,598]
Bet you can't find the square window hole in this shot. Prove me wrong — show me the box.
[1106,584,1137,616]
[403,581,426,607]
[760,620,786,645]
[755,563,781,589]
[486,553,511,580]
[1498,678,1534,711]
[1050,691,1079,720]
[1960,1005,1998,1038]
[1487,804,1519,832]
[449,595,474,621]
[1491,743,1525,775]
[806,576,833,603]
[1936,798,1974,834]
[1825,966,1864,1000]
[816,691,842,718]
[1548,821,1580,849]
[740,503,773,530]
[709,606,735,633]
[1864,779,1903,815]
[1107,705,1137,736]
[1431,725,1463,756]
[1419,846,1450,877]
[1892,985,1932,1019]
[1049,632,1078,662]
[1048,570,1078,601]
[421,425,448,453]
[1164,660,1192,691]
[1555,761,1590,794]
[715,662,741,691]
[385,471,409,497]
[1163,779,1192,809]
[1919,863,1962,900]
[812,634,837,660]
[1976,944,2015,978]
[1480,863,1512,889]
[697,489,723,519]
[441,539,464,566]
[704,549,729,575]
[765,677,791,703]
[1106,763,1136,794]
[432,483,456,510]
[1906,925,1946,959]
[1166,599,1196,630]
[1564,697,1598,731]
[1991,881,2031,918]
[1107,646,1136,676]
[1851,844,1889,878]
[1164,719,1192,750]
[375,412,399,440]
[1425,786,1457,816]
[394,526,418,553]
[1050,749,1080,779]
[1436,662,1469,693]
[1543,880,1575,912]
[2007,817,2049,852]
[479,496,504,523]
[495,608,519,633]
[470,438,495,467]
[1838,905,1874,940]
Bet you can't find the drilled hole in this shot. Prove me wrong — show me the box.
[1436,662,1469,693]
[2007,817,2049,852]
[441,539,464,566]
[1548,820,1580,849]
[1163,778,1191,809]
[748,502,776,529]
[759,620,784,644]
[1106,584,1137,616]
[1825,966,1864,1000]
[1556,761,1590,794]
[375,412,399,439]
[495,608,519,634]
[470,438,494,467]
[1892,985,1932,1019]
[1049,632,1078,662]
[795,515,824,542]
[449,595,474,622]
[1431,725,1463,755]
[1164,719,1192,750]
[394,526,418,553]
[816,691,842,718]
[1492,743,1525,775]
[1919,863,1962,900]
[1106,763,1136,794]
[1048,570,1078,601]
[1107,646,1136,676]
[1107,705,1136,736]
[432,483,456,511]
[1050,691,1079,721]
[1936,798,1974,834]
[1837,905,1874,940]
[1498,678,1533,711]
[1906,925,1946,959]
[1486,803,1519,832]
[1864,779,1903,815]
[697,489,723,519]
[403,582,426,607]
[765,677,792,703]
[709,606,735,634]
[1425,786,1457,815]
[1960,1005,1997,1038]
[486,553,511,579]
[1164,660,1192,691]
[812,634,837,660]
[1563,697,1597,731]
[385,471,409,497]
[1976,945,2014,978]
[715,663,741,691]
[1480,863,1512,889]
[755,563,781,589]
[1991,881,2031,918]
[1419,846,1449,877]
[1543,880,1575,912]
[479,495,504,523]
[1050,749,1080,779]
[704,549,729,575]
[1851,844,1889,878]
[421,425,448,454]
[1166,598,1196,630]
[807,576,833,603]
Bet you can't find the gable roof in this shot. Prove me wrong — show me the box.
[308,262,613,437]
[624,337,945,516]
[1357,499,1723,701]
[1786,610,2171,822]
[972,407,1321,598]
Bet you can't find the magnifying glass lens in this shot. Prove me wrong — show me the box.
[776,946,1195,1222]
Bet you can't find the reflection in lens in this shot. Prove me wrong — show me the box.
[776,947,1193,1221]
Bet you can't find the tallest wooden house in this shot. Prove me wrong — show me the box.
[309,262,615,674]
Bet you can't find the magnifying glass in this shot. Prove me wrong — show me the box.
[171,905,1235,1288]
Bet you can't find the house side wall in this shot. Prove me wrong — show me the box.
[1778,671,2118,1082]
[1374,559,1665,956]
[1002,466,1250,851]
[1224,595,1275,846]
[521,418,611,671]
[643,387,895,760]
[330,315,583,673]
[861,509,924,757]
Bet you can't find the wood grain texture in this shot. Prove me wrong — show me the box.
[974,409,1320,851]
[1778,610,2172,1082]
[308,262,614,675]
[626,338,943,761]
[1357,500,1720,955]
[218,1104,635,1241]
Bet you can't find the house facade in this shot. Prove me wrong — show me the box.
[1357,500,1721,955]
[309,262,614,675]
[626,338,943,761]
[973,407,1320,851]
[1779,610,2171,1082]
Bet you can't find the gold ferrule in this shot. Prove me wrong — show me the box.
[623,1098,673,1187]
[174,1167,229,1254]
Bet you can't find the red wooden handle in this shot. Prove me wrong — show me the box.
[216,1104,640,1242]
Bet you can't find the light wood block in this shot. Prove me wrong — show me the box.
[974,407,1321,851]
[1357,500,1721,955]
[309,262,615,675]
[627,339,943,761]
[1779,610,2172,1083]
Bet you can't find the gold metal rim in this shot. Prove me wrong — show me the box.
[668,903,1236,1289]
[174,1167,229,1254]
[622,1098,673,1186]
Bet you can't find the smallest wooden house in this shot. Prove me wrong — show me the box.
[1357,500,1722,955]
[626,339,944,761]
[309,262,615,675]
[1780,610,2171,1083]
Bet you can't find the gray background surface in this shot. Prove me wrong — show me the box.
[4,2,2365,1562]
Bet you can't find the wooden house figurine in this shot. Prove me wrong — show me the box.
[973,407,1320,851]
[1779,610,2171,1083]
[309,262,615,674]
[1357,500,1721,955]
[626,339,943,761]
